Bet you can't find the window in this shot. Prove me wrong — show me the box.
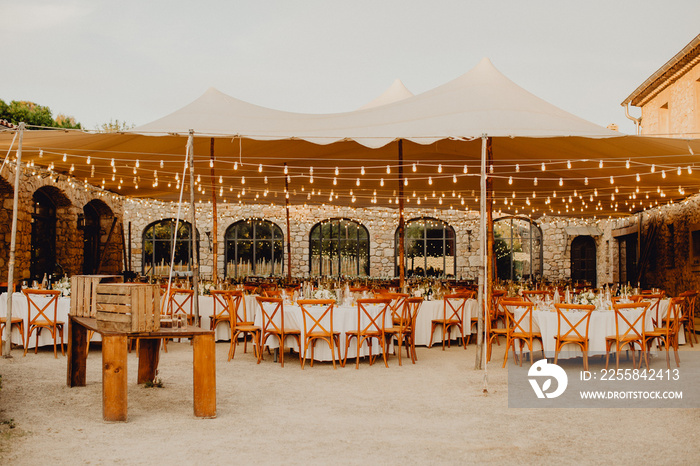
[142,219,199,276]
[396,218,456,278]
[493,216,543,282]
[224,219,284,278]
[310,218,369,276]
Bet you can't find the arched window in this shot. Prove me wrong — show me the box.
[142,219,199,276]
[224,219,284,278]
[493,216,543,282]
[30,188,57,281]
[309,218,369,276]
[571,236,597,287]
[396,218,456,278]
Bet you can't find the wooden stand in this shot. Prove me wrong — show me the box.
[67,316,216,422]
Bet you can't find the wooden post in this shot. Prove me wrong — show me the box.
[3,122,23,357]
[137,339,160,384]
[193,334,216,418]
[97,217,118,274]
[398,140,405,288]
[187,131,200,326]
[486,137,494,347]
[209,138,218,283]
[67,316,88,387]
[102,334,128,422]
[128,222,132,272]
[284,163,292,282]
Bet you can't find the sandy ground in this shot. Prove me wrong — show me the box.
[1,339,699,465]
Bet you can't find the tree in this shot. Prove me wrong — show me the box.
[0,98,81,129]
[97,119,134,133]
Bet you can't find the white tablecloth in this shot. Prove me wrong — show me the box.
[254,301,393,362]
[511,299,684,359]
[414,299,477,347]
[1,292,76,349]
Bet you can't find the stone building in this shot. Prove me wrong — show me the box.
[619,34,700,294]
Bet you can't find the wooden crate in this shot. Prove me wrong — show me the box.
[95,284,161,333]
[70,275,123,317]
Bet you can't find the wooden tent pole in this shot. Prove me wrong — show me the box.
[284,163,292,282]
[398,140,405,289]
[3,122,23,357]
[187,130,200,326]
[209,138,218,283]
[475,135,488,377]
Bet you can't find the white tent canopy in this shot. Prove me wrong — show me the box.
[357,79,414,110]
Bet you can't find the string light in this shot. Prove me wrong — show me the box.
[651,164,655,173]
[559,178,563,186]
[453,174,457,183]
[462,165,467,174]
[626,160,630,169]
[63,153,67,162]
[361,166,365,175]
[508,176,513,185]
[428,176,433,185]
[677,166,682,176]
[515,164,519,173]
[234,162,238,170]
[599,160,603,168]
[259,164,263,172]
[438,164,442,173]
[541,163,546,171]
[413,163,418,172]
[533,178,538,186]
[160,160,164,168]
[567,160,571,169]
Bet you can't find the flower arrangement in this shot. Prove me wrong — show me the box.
[52,276,71,297]
[577,290,597,306]
[200,281,216,296]
[313,287,336,301]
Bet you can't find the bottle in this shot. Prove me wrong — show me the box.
[427,286,433,301]
[41,273,48,289]
[47,274,53,290]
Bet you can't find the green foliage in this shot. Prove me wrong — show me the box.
[144,377,164,388]
[0,98,81,129]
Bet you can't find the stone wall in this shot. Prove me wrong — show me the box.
[639,60,700,136]
[0,165,124,282]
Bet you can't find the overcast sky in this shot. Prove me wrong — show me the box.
[2,1,699,134]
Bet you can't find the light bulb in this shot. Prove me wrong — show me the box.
[259,164,263,172]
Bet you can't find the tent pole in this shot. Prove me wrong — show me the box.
[187,130,200,326]
[398,140,405,289]
[475,135,487,380]
[209,138,218,284]
[3,122,23,358]
[284,163,292,282]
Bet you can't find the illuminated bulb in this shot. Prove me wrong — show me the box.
[662,170,666,179]
[386,165,391,174]
[210,160,214,168]
[541,163,546,171]
[688,166,693,174]
[310,176,314,184]
[264,176,268,184]
[309,167,313,175]
[508,176,513,185]
[333,167,338,176]
[241,176,245,184]
[356,178,360,186]
[615,186,619,193]
[610,176,614,184]
[428,177,433,185]
[534,178,538,186]
[453,174,457,183]
[333,177,337,185]
[413,163,418,172]
[219,176,223,183]
[136,160,140,168]
[462,165,467,174]
[567,160,571,169]
[70,164,74,172]
[160,160,164,168]
[196,174,201,183]
[234,162,238,170]
[438,164,442,173]
[636,173,641,182]
[361,166,365,175]
[651,164,655,173]
[677,166,682,176]
[512,191,516,198]
[39,150,43,158]
[259,164,263,172]
[559,178,563,186]
[599,160,603,168]
[380,178,384,186]
[63,153,67,162]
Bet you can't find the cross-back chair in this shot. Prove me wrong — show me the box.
[605,301,650,370]
[297,299,341,369]
[553,303,595,371]
[429,293,470,350]
[226,291,260,361]
[256,296,301,367]
[343,298,391,369]
[679,290,697,347]
[23,289,64,358]
[501,299,543,367]
[643,296,683,369]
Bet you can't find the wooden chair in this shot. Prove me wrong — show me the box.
[502,299,543,367]
[486,297,512,362]
[166,288,195,326]
[376,292,409,325]
[639,292,664,327]
[605,301,650,370]
[0,282,20,293]
[429,293,470,350]
[553,303,595,371]
[22,289,64,358]
[209,290,235,333]
[0,315,25,350]
[386,296,423,365]
[262,288,282,298]
[297,299,341,369]
[227,292,261,362]
[343,298,391,369]
[521,290,552,303]
[679,290,697,347]
[643,297,683,369]
[256,296,301,367]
